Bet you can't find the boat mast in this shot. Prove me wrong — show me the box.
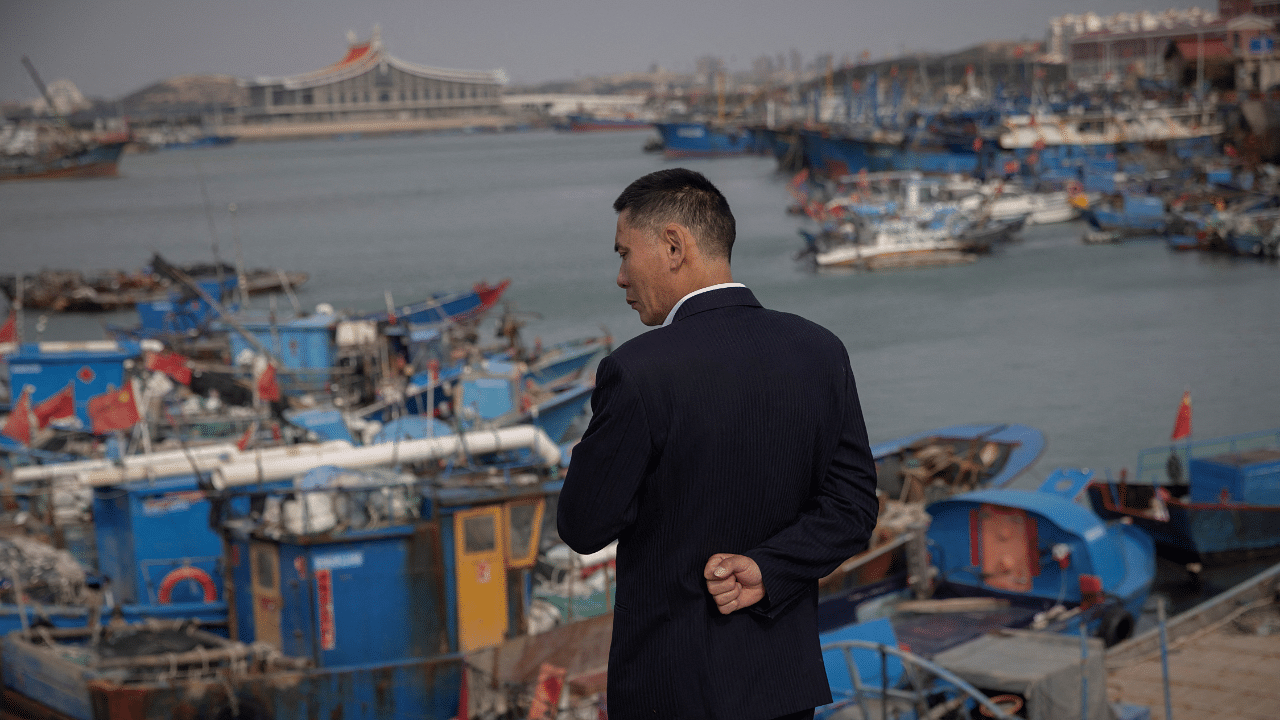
[21,56,60,121]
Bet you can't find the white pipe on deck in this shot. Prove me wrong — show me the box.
[210,425,561,489]
[14,444,241,482]
[75,441,356,487]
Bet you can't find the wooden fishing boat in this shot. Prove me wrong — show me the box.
[0,264,308,313]
[818,423,1045,617]
[562,114,653,132]
[0,134,129,182]
[1086,427,1280,565]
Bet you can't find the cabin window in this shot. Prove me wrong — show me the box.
[464,515,496,553]
[504,500,544,568]
[254,547,276,590]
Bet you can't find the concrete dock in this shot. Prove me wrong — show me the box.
[1105,563,1280,720]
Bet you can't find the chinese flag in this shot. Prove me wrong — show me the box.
[257,364,281,402]
[1171,391,1192,441]
[236,422,255,451]
[146,350,192,385]
[1,387,32,445]
[0,311,15,343]
[34,383,76,429]
[87,382,141,434]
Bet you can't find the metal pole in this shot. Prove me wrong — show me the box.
[14,275,24,346]
[1079,619,1089,720]
[229,203,250,309]
[1158,597,1174,720]
[1196,31,1205,104]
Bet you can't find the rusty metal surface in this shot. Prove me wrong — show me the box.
[488,612,613,687]
[79,656,464,720]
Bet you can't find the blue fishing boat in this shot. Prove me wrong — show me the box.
[653,122,752,158]
[817,423,1045,627]
[359,279,510,325]
[905,469,1155,655]
[1086,427,1280,565]
[1,459,617,719]
[1080,193,1173,241]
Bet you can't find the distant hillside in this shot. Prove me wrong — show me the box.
[120,74,246,115]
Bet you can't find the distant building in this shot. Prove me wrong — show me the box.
[240,28,507,125]
[1053,8,1223,85]
[1054,3,1280,89]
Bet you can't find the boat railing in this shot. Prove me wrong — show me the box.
[819,638,1017,720]
[1134,427,1280,485]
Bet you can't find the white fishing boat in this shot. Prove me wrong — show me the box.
[999,105,1223,149]
[813,211,976,270]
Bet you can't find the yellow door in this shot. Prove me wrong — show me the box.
[454,507,508,651]
[249,541,283,649]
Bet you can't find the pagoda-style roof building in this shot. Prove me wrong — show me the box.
[241,28,507,124]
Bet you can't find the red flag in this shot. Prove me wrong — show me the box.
[236,423,255,451]
[1171,391,1192,441]
[528,663,566,720]
[257,364,281,402]
[146,350,192,385]
[87,382,140,434]
[1,388,32,445]
[33,383,76,429]
[0,311,15,343]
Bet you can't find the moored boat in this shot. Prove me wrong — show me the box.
[1086,427,1280,565]
[906,468,1155,655]
[562,114,653,132]
[0,134,129,182]
[653,121,752,158]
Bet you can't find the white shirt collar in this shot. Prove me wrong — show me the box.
[662,283,746,327]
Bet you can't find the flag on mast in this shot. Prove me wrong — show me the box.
[1171,390,1192,441]
[87,382,141,434]
[0,311,16,343]
[1,387,32,445]
[34,382,76,428]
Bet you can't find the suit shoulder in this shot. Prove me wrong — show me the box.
[607,327,672,365]
[761,309,849,355]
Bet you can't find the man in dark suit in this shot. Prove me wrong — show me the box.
[557,168,879,720]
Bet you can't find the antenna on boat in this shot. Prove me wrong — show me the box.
[192,157,226,291]
[229,203,250,309]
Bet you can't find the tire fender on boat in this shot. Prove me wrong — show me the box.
[1098,606,1134,647]
[158,565,218,604]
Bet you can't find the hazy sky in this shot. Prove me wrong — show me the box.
[5,0,1206,103]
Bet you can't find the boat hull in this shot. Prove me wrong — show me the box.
[563,115,652,132]
[654,122,752,158]
[0,140,128,182]
[1087,482,1280,564]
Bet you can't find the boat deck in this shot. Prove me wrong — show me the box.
[1105,565,1280,720]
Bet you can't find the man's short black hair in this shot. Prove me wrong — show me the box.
[613,168,736,261]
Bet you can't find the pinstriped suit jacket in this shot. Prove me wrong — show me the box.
[558,287,879,720]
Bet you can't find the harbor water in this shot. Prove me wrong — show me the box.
[2,128,1278,489]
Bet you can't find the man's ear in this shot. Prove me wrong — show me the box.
[663,223,691,271]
